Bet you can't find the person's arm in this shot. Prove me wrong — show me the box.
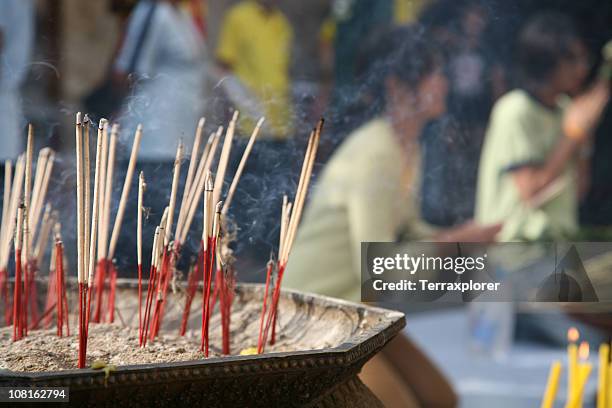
[510,137,578,203]
[512,81,609,204]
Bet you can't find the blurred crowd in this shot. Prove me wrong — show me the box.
[2,0,612,234]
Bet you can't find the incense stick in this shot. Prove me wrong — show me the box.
[176,128,222,243]
[0,160,12,268]
[212,112,239,208]
[222,117,264,215]
[13,204,24,340]
[88,120,107,288]
[96,125,108,261]
[164,142,184,247]
[176,118,205,241]
[75,112,87,368]
[137,171,145,342]
[281,120,323,263]
[175,130,219,244]
[83,116,91,286]
[33,204,53,266]
[99,124,118,262]
[75,113,84,284]
[0,155,24,271]
[108,124,143,260]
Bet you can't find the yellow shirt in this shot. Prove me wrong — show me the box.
[216,1,293,138]
[284,118,432,301]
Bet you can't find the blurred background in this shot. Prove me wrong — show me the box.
[3,0,612,406]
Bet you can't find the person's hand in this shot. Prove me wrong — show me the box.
[436,221,502,243]
[563,79,610,142]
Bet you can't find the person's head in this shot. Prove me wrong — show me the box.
[517,12,590,96]
[373,26,448,123]
[460,2,487,40]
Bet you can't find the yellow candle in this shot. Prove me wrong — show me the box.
[607,362,612,408]
[568,328,580,403]
[567,364,592,408]
[572,342,590,408]
[598,344,609,408]
[541,361,562,408]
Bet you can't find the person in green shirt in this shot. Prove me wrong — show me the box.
[283,25,499,408]
[285,26,500,303]
[476,12,610,241]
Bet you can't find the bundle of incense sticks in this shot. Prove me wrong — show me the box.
[141,209,168,347]
[75,114,110,367]
[37,220,69,335]
[258,119,324,352]
[27,145,56,326]
[92,123,139,324]
[0,157,24,325]
[2,124,56,338]
[153,122,227,340]
[178,116,264,337]
[148,142,184,340]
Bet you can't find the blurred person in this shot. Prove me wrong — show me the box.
[476,12,609,241]
[0,0,35,162]
[317,0,432,159]
[214,0,295,269]
[420,0,508,228]
[285,25,499,408]
[216,0,293,139]
[113,0,208,160]
[319,0,393,145]
[109,0,208,272]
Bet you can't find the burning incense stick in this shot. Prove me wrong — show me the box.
[176,129,222,245]
[54,222,68,336]
[29,149,55,239]
[141,226,160,346]
[21,125,34,334]
[257,257,275,353]
[100,124,118,260]
[201,201,222,356]
[0,160,11,242]
[222,117,264,215]
[176,118,205,241]
[83,116,91,287]
[96,125,108,263]
[142,208,168,346]
[212,112,239,208]
[149,142,184,337]
[33,204,53,268]
[107,124,142,260]
[0,160,12,320]
[13,205,24,340]
[137,172,145,343]
[75,113,88,368]
[101,124,142,323]
[0,155,24,273]
[164,142,184,248]
[93,124,117,323]
[86,119,108,335]
[260,119,324,350]
[42,216,60,329]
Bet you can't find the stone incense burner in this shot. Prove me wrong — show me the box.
[0,279,405,407]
